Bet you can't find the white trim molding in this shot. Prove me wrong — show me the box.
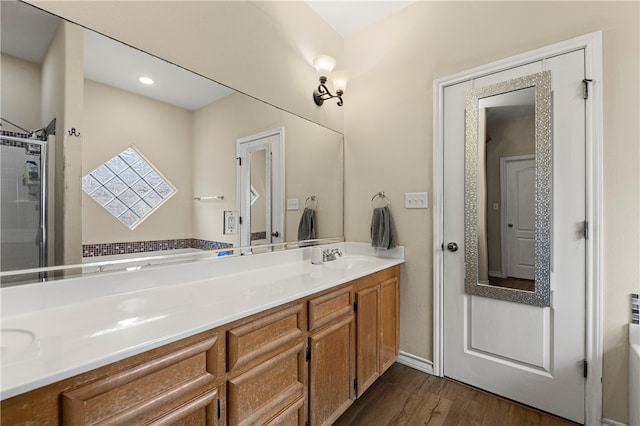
[432,31,603,425]
[602,418,627,426]
[396,351,435,375]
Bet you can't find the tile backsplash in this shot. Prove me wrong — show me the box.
[83,238,232,257]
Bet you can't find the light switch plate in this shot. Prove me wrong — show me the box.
[287,198,299,210]
[405,192,428,209]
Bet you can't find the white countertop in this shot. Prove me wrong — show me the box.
[0,242,403,400]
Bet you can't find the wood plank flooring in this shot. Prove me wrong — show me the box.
[333,363,578,426]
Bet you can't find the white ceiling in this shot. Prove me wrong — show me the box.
[83,30,234,111]
[0,0,60,63]
[305,1,415,37]
[1,1,234,111]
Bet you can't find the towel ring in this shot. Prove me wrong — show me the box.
[371,192,390,208]
[305,196,318,209]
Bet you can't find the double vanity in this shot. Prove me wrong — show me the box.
[1,242,403,425]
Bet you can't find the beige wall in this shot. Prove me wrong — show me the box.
[28,1,344,134]
[344,2,639,423]
[0,53,42,132]
[192,91,343,246]
[41,21,84,267]
[82,80,193,243]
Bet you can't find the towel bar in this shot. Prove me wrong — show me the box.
[371,192,390,207]
[305,196,318,209]
[194,196,224,201]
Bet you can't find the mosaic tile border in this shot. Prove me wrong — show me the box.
[83,239,233,257]
[251,231,267,241]
[0,130,43,153]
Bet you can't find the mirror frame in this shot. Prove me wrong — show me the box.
[464,70,552,307]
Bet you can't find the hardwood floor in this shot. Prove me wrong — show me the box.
[333,363,577,426]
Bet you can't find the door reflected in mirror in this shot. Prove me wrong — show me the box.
[479,87,535,292]
[465,71,552,307]
[237,128,284,251]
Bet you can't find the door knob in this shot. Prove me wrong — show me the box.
[271,231,280,238]
[508,224,514,228]
[446,242,459,252]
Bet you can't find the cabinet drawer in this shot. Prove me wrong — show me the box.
[62,335,220,425]
[308,287,352,331]
[227,343,305,426]
[227,304,304,373]
[267,395,304,426]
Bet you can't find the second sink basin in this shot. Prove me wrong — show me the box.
[1,329,36,361]
[323,256,378,270]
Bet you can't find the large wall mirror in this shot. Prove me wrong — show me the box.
[0,1,343,285]
[464,71,551,307]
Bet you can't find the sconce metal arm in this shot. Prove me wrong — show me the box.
[313,77,343,107]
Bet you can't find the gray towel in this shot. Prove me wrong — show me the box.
[297,207,316,241]
[371,206,397,249]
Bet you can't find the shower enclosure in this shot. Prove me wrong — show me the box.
[0,130,48,281]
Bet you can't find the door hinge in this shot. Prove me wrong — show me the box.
[236,156,242,166]
[217,399,221,419]
[583,359,588,378]
[305,346,311,362]
[582,79,593,100]
[353,379,358,391]
[239,216,243,225]
[353,302,358,312]
[583,220,589,239]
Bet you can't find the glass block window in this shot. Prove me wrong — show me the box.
[250,185,259,206]
[82,147,176,229]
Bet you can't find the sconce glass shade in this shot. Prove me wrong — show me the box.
[314,55,336,78]
[332,70,348,94]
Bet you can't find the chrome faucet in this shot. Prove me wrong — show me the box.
[323,248,343,262]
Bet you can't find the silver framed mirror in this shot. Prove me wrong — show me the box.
[464,71,551,307]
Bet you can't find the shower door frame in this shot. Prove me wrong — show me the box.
[0,134,48,270]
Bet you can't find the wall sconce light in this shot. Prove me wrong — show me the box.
[313,55,348,107]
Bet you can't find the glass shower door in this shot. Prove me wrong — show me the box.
[1,141,46,280]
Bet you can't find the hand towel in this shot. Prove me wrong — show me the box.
[297,207,316,241]
[371,205,397,249]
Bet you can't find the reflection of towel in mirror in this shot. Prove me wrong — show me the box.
[371,206,397,249]
[297,208,316,241]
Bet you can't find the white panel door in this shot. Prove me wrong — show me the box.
[443,49,586,422]
[504,156,535,280]
[237,129,284,249]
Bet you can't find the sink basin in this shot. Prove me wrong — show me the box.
[1,329,36,360]
[323,256,378,270]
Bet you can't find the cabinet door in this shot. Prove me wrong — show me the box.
[308,315,354,426]
[355,285,379,396]
[380,276,399,373]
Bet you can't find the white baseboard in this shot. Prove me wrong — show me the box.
[488,270,502,278]
[396,351,435,375]
[602,418,626,426]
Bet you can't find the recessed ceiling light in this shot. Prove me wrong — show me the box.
[138,76,154,85]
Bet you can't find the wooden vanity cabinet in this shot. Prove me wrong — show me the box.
[307,287,355,426]
[225,303,306,426]
[353,265,400,397]
[1,329,226,426]
[0,265,400,426]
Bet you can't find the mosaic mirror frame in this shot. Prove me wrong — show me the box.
[464,71,552,307]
